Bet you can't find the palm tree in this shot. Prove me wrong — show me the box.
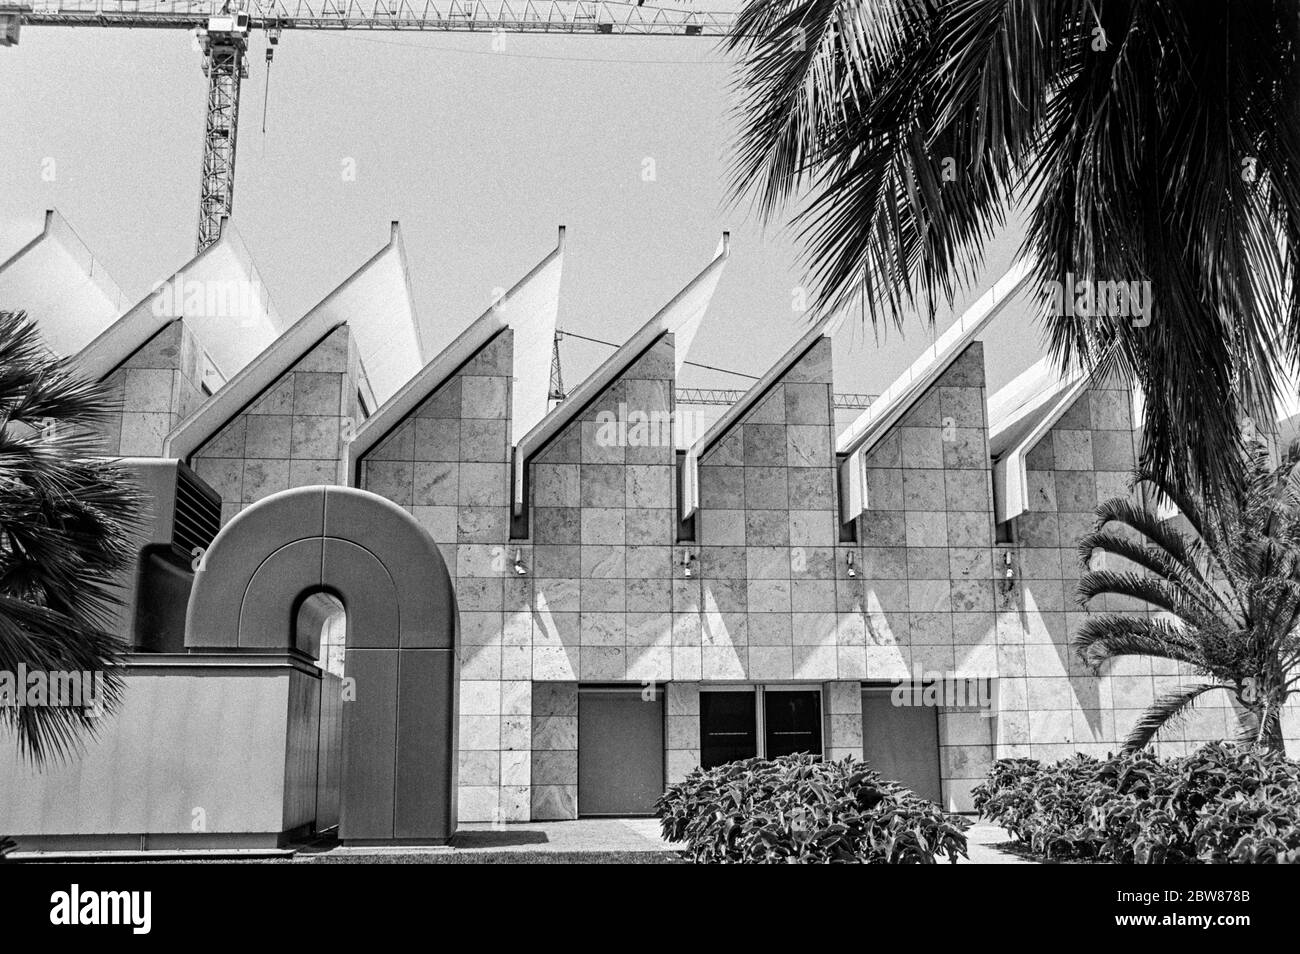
[0,310,142,764]
[726,0,1300,497]
[1074,440,1300,753]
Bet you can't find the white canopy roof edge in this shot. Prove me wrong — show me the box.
[74,217,283,383]
[987,357,1088,524]
[837,258,1033,522]
[345,226,565,478]
[163,221,420,465]
[511,233,730,515]
[0,209,126,355]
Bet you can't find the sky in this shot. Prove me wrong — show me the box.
[0,24,1046,416]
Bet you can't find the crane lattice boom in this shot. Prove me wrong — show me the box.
[5,0,739,35]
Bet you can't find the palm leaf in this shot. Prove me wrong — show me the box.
[0,310,142,765]
[1123,683,1228,753]
[1072,614,1201,674]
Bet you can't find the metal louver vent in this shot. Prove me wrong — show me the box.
[171,463,221,558]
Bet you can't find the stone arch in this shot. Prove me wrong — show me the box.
[185,485,459,844]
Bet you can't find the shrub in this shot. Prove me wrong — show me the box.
[655,753,970,864]
[973,754,1107,858]
[974,742,1300,863]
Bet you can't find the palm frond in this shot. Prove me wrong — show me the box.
[1072,614,1201,674]
[728,0,1300,494]
[0,310,142,765]
[1123,683,1227,753]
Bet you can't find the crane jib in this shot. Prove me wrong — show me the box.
[2,1,741,35]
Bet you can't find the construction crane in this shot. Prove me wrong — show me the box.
[0,1,742,251]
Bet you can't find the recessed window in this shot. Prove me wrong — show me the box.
[699,685,823,768]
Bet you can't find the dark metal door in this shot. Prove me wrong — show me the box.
[577,687,665,816]
[861,690,942,803]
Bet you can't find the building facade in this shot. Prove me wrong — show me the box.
[0,212,1294,849]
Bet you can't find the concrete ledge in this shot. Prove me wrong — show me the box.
[4,847,296,863]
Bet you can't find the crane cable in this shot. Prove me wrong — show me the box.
[262,30,281,139]
[262,47,272,136]
[557,329,760,380]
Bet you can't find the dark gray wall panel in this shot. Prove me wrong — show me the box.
[394,650,459,838]
[239,539,324,649]
[340,648,399,841]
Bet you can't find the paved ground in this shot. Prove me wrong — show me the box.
[296,817,678,863]
[10,818,1038,864]
[294,818,1038,864]
[961,823,1038,864]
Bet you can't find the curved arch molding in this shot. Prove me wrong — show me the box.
[185,486,459,844]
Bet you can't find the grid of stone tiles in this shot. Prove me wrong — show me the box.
[527,336,679,684]
[694,337,860,681]
[857,343,997,680]
[192,325,361,525]
[998,378,1235,761]
[531,682,578,820]
[96,321,208,457]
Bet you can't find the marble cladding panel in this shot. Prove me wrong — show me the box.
[856,342,997,685]
[527,335,678,686]
[192,324,361,525]
[939,707,995,811]
[824,681,864,761]
[665,681,701,783]
[95,321,209,457]
[530,681,578,820]
[693,338,852,683]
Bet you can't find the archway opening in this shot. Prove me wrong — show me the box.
[295,590,346,678]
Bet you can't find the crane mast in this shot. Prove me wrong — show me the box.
[1,0,739,250]
[198,15,250,250]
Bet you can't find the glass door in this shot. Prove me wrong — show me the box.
[699,686,824,768]
[699,689,757,769]
[763,689,823,759]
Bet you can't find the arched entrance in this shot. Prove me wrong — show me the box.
[185,486,459,844]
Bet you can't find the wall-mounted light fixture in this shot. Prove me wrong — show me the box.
[846,550,857,579]
[680,548,695,578]
[514,549,527,576]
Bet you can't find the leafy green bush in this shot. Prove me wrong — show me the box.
[973,742,1300,863]
[655,753,970,864]
[974,754,1105,858]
